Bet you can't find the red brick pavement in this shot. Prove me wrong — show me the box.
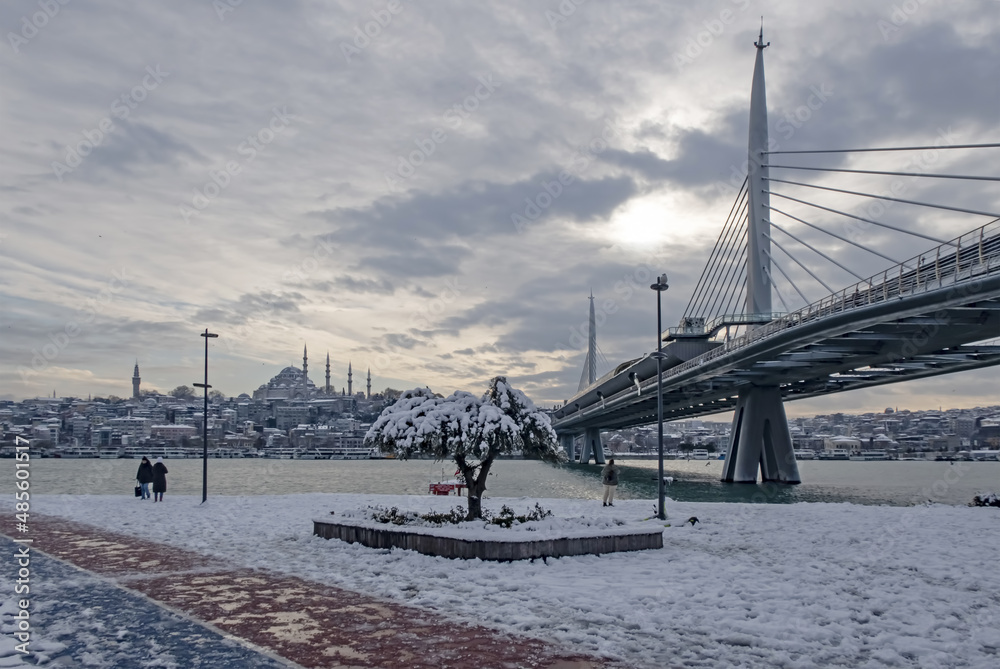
[11,515,609,669]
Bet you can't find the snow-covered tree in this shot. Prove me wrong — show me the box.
[365,378,562,519]
[483,376,561,463]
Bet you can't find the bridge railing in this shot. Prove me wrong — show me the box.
[561,220,1000,422]
[658,219,1000,384]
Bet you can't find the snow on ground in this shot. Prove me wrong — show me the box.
[18,494,1000,668]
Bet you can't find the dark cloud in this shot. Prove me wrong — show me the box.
[61,122,202,182]
[193,291,304,326]
[315,172,638,249]
[331,276,395,295]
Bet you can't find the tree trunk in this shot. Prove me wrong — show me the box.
[461,457,494,520]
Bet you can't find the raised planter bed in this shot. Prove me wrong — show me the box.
[313,519,663,561]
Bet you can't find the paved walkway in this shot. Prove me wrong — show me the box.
[0,534,289,668]
[3,515,608,669]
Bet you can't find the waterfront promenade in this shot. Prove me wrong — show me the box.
[4,492,1000,667]
[1,514,606,668]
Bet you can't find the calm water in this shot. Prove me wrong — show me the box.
[2,457,997,506]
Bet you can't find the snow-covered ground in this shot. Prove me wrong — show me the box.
[15,494,1000,668]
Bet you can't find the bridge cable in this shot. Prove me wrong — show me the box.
[577,362,590,393]
[764,250,810,305]
[595,342,611,376]
[701,205,750,321]
[684,179,748,319]
[766,205,903,268]
[764,142,1000,155]
[684,181,746,318]
[762,232,835,294]
[763,164,1000,183]
[704,215,749,321]
[697,196,749,320]
[766,177,1000,221]
[719,243,749,319]
[762,265,791,313]
[768,220,866,282]
[766,190,950,245]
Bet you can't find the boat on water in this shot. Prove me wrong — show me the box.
[264,447,298,459]
[98,447,123,459]
[689,449,710,460]
[818,448,851,460]
[330,447,371,460]
[794,449,816,460]
[849,449,892,461]
[969,450,1000,461]
[55,446,99,458]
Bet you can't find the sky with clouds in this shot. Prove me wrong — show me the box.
[2,0,998,418]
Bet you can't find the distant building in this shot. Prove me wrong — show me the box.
[151,424,197,442]
[132,361,141,399]
[252,346,359,403]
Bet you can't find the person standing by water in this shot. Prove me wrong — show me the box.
[136,457,154,500]
[152,457,168,502]
[601,458,620,507]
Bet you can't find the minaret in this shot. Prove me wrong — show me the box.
[348,362,353,396]
[132,360,141,399]
[302,344,308,379]
[366,368,371,400]
[325,353,331,394]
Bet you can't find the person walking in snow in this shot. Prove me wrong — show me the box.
[601,458,620,507]
[152,457,168,502]
[136,456,154,499]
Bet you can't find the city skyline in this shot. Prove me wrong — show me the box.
[3,1,999,415]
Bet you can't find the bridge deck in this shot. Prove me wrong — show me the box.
[553,222,1000,432]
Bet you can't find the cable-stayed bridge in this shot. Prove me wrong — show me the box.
[550,30,1000,483]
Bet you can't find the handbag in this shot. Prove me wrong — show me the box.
[134,484,142,498]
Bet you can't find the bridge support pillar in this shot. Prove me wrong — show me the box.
[558,433,576,463]
[722,386,800,483]
[578,427,606,464]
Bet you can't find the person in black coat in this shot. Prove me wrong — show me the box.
[136,456,154,499]
[152,457,168,502]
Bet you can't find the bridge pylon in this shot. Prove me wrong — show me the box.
[558,294,607,465]
[723,385,799,483]
[578,427,606,465]
[721,25,800,484]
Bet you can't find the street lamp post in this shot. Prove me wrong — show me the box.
[650,274,669,520]
[194,328,218,504]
